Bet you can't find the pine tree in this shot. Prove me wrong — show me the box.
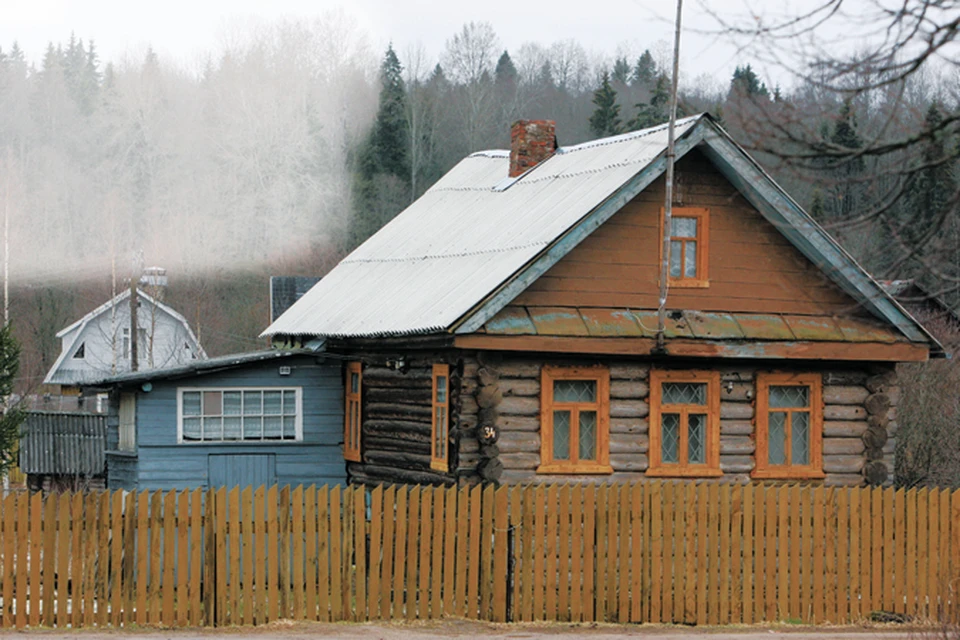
[633,50,657,86]
[494,50,517,87]
[0,324,25,476]
[627,73,670,130]
[827,99,865,221]
[730,64,769,98]
[904,103,956,247]
[589,72,622,138]
[612,56,631,85]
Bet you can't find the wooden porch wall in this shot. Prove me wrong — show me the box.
[0,482,957,628]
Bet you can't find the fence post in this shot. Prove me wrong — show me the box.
[203,488,216,626]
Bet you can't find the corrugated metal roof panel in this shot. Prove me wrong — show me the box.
[263,117,701,338]
[19,411,106,476]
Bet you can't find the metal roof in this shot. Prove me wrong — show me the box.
[261,114,938,354]
[19,411,106,476]
[263,117,702,339]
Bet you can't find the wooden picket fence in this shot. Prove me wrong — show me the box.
[0,481,959,628]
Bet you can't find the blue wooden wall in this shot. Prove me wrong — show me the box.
[106,355,346,491]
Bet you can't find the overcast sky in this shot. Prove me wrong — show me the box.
[2,0,773,88]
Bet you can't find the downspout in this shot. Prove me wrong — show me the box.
[655,0,685,354]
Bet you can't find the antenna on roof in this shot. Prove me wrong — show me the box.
[656,0,684,354]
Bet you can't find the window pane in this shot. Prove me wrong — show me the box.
[223,416,242,440]
[264,391,282,415]
[671,216,697,237]
[670,240,682,277]
[769,411,787,465]
[183,417,201,440]
[688,413,705,464]
[243,391,262,415]
[684,241,697,278]
[436,375,447,403]
[435,407,446,456]
[553,410,571,460]
[183,392,201,417]
[223,392,242,416]
[579,411,597,461]
[662,413,680,464]
[264,416,283,439]
[554,380,596,403]
[203,417,222,441]
[283,390,296,415]
[202,391,221,416]
[770,385,809,408]
[662,382,706,405]
[792,412,810,465]
[282,416,297,440]
[350,372,359,393]
[244,416,263,439]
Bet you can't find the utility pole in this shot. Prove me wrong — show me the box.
[656,0,684,353]
[129,252,142,372]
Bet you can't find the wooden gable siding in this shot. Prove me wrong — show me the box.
[512,150,861,317]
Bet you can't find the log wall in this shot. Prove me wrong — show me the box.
[462,355,899,487]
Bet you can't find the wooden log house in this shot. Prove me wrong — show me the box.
[265,115,942,488]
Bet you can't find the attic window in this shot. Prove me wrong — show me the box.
[661,207,709,288]
[73,342,85,359]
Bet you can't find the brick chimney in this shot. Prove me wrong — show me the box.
[509,120,557,177]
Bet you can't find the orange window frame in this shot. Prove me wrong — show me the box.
[344,362,362,462]
[431,364,451,472]
[659,206,710,288]
[538,366,612,475]
[753,372,825,480]
[647,369,722,477]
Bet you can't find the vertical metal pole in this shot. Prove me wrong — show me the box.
[656,0,685,353]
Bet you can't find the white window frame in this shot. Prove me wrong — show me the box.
[176,386,304,444]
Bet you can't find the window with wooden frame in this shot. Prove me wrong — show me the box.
[344,362,362,462]
[648,370,722,477]
[660,207,709,287]
[754,372,824,479]
[431,364,451,472]
[538,366,611,474]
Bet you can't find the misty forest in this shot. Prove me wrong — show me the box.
[2,10,960,484]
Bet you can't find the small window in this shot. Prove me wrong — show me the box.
[754,372,824,479]
[431,364,450,472]
[118,392,136,451]
[122,328,130,359]
[344,362,362,462]
[178,387,301,442]
[660,207,709,287]
[648,370,721,477]
[73,342,85,359]
[538,366,611,474]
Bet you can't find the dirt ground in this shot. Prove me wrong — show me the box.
[0,619,932,639]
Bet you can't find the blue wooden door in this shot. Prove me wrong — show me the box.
[208,453,277,489]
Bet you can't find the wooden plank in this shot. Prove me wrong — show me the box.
[225,488,239,625]
[2,493,15,629]
[705,483,719,625]
[848,487,861,621]
[872,487,884,615]
[673,481,686,624]
[144,491,159,624]
[570,484,583,623]
[161,491,176,626]
[318,486,332,622]
[650,481,664,623]
[775,485,788,622]
[752,485,764,624]
[492,486,509,623]
[176,490,189,627]
[763,487,776,622]
[824,488,837,624]
[389,486,406,621]
[927,488,941,622]
[882,488,894,615]
[939,489,951,622]
[15,492,29,630]
[366,485,381,619]
[94,492,108,627]
[212,489,226,626]
[861,486,874,619]
[836,488,849,622]
[741,482,753,624]
[40,494,56,627]
[545,484,560,622]
[698,483,710,626]
[416,488,432,619]
[29,492,42,628]
[718,484,731,624]
[731,484,744,623]
[430,486,444,619]
[453,486,468,619]
[279,485,292,620]
[56,493,71,628]
[188,489,201,626]
[304,486,317,622]
[293,487,306,621]
[630,483,643,623]
[608,484,621,622]
[328,486,342,622]
[582,484,596,622]
[403,487,419,621]
[121,491,135,626]
[895,489,906,616]
[533,485,546,622]
[519,485,533,621]
[657,482,671,624]
[252,486,266,623]
[953,490,960,623]
[466,485,482,619]
[240,487,254,625]
[917,488,929,620]
[442,486,457,619]
[787,485,800,622]
[266,485,279,622]
[812,486,825,624]
[342,486,355,621]
[66,492,82,628]
[684,483,697,624]
[556,484,571,622]
[478,485,493,620]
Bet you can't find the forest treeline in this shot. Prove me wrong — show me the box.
[0,19,956,399]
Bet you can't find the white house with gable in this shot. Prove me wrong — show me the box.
[44,288,206,389]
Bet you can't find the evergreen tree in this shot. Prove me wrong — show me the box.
[632,50,657,86]
[494,50,517,87]
[903,103,956,246]
[730,64,769,98]
[612,56,631,85]
[627,73,670,130]
[827,99,865,221]
[0,324,25,476]
[589,72,622,138]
